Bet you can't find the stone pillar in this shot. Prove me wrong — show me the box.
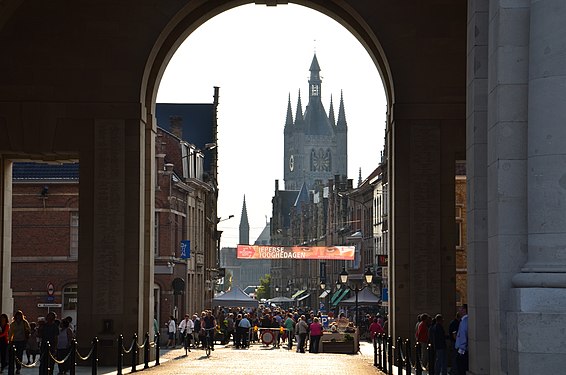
[0,158,14,314]
[77,118,148,364]
[391,114,460,341]
[466,1,490,373]
[510,1,566,373]
[485,2,530,374]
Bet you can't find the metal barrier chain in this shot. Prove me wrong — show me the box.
[75,345,95,361]
[122,338,135,354]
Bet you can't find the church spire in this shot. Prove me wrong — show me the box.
[358,167,362,187]
[284,93,294,130]
[294,89,304,127]
[239,195,250,245]
[328,94,336,126]
[337,90,347,130]
[308,53,322,99]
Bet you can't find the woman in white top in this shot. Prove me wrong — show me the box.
[166,316,176,348]
[178,314,194,352]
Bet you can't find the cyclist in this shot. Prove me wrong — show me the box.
[202,310,216,351]
[178,314,194,353]
[237,313,252,349]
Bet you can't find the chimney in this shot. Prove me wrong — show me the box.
[275,179,279,192]
[169,116,183,139]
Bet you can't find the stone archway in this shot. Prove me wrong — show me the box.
[0,0,466,366]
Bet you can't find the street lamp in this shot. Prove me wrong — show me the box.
[339,267,373,327]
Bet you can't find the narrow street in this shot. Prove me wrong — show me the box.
[146,340,383,375]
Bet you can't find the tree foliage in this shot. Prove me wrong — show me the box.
[255,273,271,300]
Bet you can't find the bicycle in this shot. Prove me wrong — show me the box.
[182,331,192,356]
[203,327,215,357]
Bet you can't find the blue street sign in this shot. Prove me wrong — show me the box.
[180,240,190,259]
[46,295,55,302]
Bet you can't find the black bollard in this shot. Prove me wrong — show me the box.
[143,333,150,369]
[155,332,160,366]
[7,343,15,375]
[378,334,383,370]
[387,336,393,375]
[131,333,138,373]
[383,334,388,373]
[373,333,378,367]
[405,339,411,375]
[69,339,77,375]
[91,338,98,375]
[397,337,403,375]
[428,343,435,374]
[415,342,422,375]
[117,335,124,375]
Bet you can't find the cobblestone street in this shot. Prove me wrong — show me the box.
[149,341,383,375]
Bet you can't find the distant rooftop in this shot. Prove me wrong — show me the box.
[12,162,79,181]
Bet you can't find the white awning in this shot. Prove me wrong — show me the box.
[319,290,329,299]
[297,293,310,302]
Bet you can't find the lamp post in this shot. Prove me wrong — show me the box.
[339,267,373,327]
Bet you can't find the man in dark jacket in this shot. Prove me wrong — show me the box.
[430,314,448,375]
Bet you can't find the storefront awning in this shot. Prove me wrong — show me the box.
[330,289,346,304]
[297,293,310,302]
[331,289,350,307]
[291,289,307,299]
[319,290,329,299]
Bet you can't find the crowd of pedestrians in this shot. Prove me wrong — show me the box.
[0,309,76,375]
[162,306,385,355]
[414,304,468,375]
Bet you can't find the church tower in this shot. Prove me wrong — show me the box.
[239,196,249,245]
[283,54,348,190]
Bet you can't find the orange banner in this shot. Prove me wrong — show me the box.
[237,245,355,260]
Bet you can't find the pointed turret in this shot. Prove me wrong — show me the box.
[294,89,304,128]
[328,95,336,127]
[239,195,250,245]
[337,90,347,130]
[358,168,362,187]
[284,93,294,135]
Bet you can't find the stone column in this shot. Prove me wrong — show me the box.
[510,1,566,373]
[390,114,460,341]
[485,2,530,374]
[0,158,14,314]
[77,118,148,364]
[466,1,490,373]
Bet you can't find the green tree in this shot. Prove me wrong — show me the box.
[255,274,271,300]
[222,269,233,292]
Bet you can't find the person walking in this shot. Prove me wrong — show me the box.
[56,319,73,375]
[455,305,468,375]
[0,313,10,374]
[448,312,460,375]
[25,322,39,365]
[415,313,431,366]
[430,314,448,375]
[8,310,31,375]
[284,313,295,350]
[166,316,176,348]
[308,317,323,353]
[295,315,309,354]
[38,312,59,375]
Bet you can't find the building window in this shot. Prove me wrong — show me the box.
[70,212,79,258]
[63,285,78,311]
[456,221,462,249]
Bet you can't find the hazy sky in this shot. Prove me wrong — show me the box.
[157,4,387,248]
